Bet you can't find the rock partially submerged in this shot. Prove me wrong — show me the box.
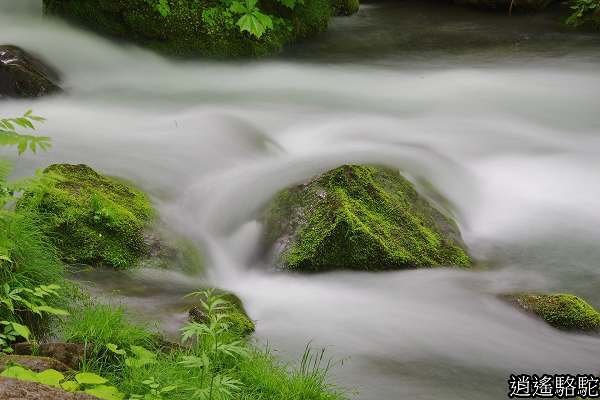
[263,165,471,272]
[17,164,155,269]
[507,293,600,332]
[0,45,61,98]
[0,377,99,400]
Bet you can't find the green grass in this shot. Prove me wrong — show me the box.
[60,303,156,375]
[0,210,66,335]
[61,292,347,400]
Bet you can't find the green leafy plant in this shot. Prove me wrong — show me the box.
[0,320,30,353]
[145,0,170,16]
[0,366,124,400]
[567,0,599,26]
[230,0,273,38]
[0,111,51,155]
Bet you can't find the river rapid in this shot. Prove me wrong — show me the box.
[2,1,600,399]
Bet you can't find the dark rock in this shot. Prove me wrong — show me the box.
[0,355,70,373]
[0,377,99,400]
[13,343,91,370]
[0,45,62,98]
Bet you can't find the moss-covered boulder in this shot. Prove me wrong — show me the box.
[0,45,62,98]
[17,164,154,269]
[188,290,255,336]
[508,293,600,332]
[331,0,359,16]
[43,0,332,58]
[263,165,472,272]
[453,0,555,11]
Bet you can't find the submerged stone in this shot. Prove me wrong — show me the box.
[17,164,155,269]
[263,165,472,272]
[42,0,332,58]
[0,45,62,99]
[508,293,600,331]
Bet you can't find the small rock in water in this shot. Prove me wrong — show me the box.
[0,45,62,98]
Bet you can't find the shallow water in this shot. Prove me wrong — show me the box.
[2,1,600,399]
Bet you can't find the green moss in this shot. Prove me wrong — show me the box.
[42,0,331,58]
[512,293,600,331]
[264,165,472,272]
[17,164,154,269]
[331,0,359,16]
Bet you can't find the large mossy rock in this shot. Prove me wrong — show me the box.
[17,164,154,269]
[263,165,472,272]
[508,293,600,332]
[43,0,331,58]
[0,45,62,99]
[453,0,555,11]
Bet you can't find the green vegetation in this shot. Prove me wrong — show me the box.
[264,165,472,272]
[331,0,359,16]
[17,163,154,269]
[566,0,600,28]
[4,290,344,400]
[0,113,68,344]
[187,289,256,336]
[0,112,344,400]
[42,0,333,58]
[511,293,600,331]
[1,365,123,400]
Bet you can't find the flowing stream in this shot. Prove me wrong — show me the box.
[2,1,600,399]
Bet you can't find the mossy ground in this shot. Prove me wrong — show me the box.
[43,0,332,58]
[512,293,600,331]
[264,165,472,272]
[17,164,154,269]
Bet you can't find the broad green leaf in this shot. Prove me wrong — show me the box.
[61,380,79,392]
[237,13,272,38]
[84,385,125,400]
[1,365,38,382]
[230,1,248,13]
[34,305,70,316]
[75,372,108,385]
[9,322,30,340]
[36,369,64,387]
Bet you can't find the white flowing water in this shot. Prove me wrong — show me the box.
[2,1,600,398]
